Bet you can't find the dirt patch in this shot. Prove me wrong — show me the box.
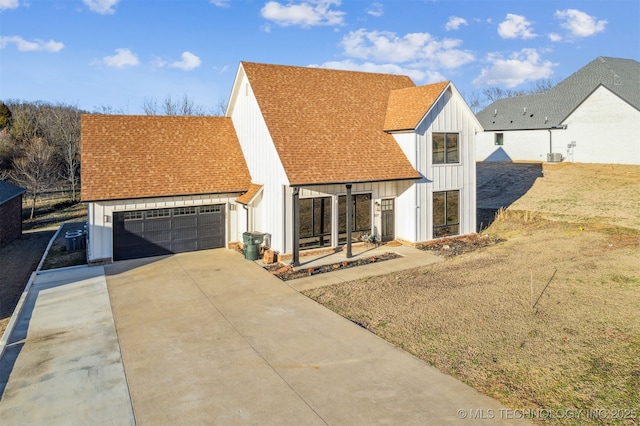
[416,233,505,257]
[305,163,640,423]
[0,228,55,336]
[265,252,400,281]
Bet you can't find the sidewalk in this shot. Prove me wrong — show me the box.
[259,243,443,292]
[0,266,135,425]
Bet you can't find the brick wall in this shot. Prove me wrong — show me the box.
[0,195,23,247]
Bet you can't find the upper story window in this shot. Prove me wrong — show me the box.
[433,132,459,164]
[495,133,504,146]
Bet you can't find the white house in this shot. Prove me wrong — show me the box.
[82,62,481,264]
[476,57,640,165]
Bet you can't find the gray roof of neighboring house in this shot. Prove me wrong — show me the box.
[0,180,26,205]
[477,57,640,131]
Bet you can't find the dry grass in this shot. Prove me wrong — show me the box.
[304,163,640,424]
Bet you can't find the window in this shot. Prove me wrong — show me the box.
[123,211,143,221]
[433,190,459,238]
[338,193,371,244]
[433,132,459,164]
[173,207,196,216]
[495,133,504,146]
[200,205,222,214]
[299,197,332,249]
[146,209,171,219]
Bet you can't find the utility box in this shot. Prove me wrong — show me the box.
[547,153,562,162]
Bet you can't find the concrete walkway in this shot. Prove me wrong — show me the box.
[106,249,525,425]
[0,266,134,425]
[277,243,443,291]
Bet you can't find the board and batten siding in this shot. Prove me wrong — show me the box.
[228,66,290,252]
[393,84,479,242]
[86,194,243,263]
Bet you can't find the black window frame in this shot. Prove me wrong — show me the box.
[299,196,332,249]
[495,132,504,146]
[338,193,372,244]
[433,132,460,164]
[433,190,460,238]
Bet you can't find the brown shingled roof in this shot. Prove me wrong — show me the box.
[81,115,251,201]
[241,62,421,186]
[384,81,449,131]
[236,183,263,205]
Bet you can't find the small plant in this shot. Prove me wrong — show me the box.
[359,232,379,245]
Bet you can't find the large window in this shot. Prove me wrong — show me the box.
[299,197,332,249]
[433,190,459,238]
[338,193,371,244]
[433,132,459,164]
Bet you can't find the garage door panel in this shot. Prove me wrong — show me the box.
[145,218,171,231]
[173,216,197,229]
[113,204,226,261]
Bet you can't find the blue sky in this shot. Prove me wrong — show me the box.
[1,0,638,113]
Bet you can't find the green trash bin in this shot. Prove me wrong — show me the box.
[244,243,259,261]
[243,232,259,260]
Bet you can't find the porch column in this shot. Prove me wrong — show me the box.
[346,184,352,258]
[291,186,300,266]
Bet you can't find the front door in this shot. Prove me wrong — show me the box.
[380,199,394,242]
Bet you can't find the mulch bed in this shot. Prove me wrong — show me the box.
[265,252,401,281]
[416,234,505,257]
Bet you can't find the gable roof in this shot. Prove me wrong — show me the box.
[384,81,449,131]
[477,57,640,131]
[81,115,252,201]
[240,62,421,186]
[0,180,26,205]
[236,183,263,205]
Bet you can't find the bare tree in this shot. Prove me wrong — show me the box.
[51,105,81,200]
[12,136,57,219]
[142,93,207,116]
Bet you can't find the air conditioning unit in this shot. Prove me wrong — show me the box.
[547,153,562,162]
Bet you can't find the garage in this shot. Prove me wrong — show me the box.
[113,204,225,261]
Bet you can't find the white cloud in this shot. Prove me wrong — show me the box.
[84,0,119,15]
[209,0,230,7]
[498,13,536,39]
[548,33,562,42]
[554,9,607,38]
[0,35,64,52]
[445,16,467,31]
[340,29,474,69]
[0,0,19,11]
[308,59,445,83]
[473,49,556,88]
[101,48,139,68]
[169,51,201,71]
[366,2,383,17]
[260,0,345,28]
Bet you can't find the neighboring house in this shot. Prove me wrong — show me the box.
[476,57,640,165]
[82,62,481,264]
[0,180,26,247]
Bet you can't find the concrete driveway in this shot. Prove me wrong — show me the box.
[105,249,523,425]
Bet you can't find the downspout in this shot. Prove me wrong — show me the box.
[415,132,419,242]
[243,204,249,231]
